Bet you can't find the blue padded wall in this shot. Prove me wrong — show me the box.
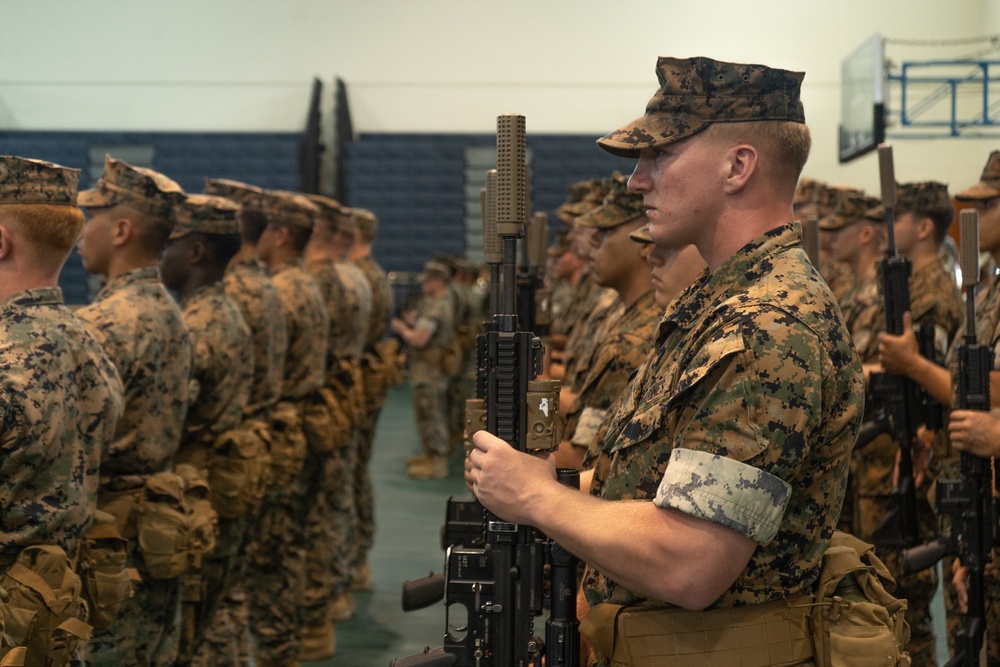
[346,133,633,277]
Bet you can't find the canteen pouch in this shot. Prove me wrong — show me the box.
[810,530,910,667]
[268,401,307,488]
[302,387,351,457]
[135,468,218,580]
[0,545,91,667]
[76,510,132,633]
[208,421,271,519]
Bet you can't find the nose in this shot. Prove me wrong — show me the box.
[628,155,654,194]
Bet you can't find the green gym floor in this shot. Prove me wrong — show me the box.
[305,383,952,667]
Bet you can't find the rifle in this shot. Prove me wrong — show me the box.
[903,209,998,667]
[392,114,577,667]
[517,212,552,338]
[866,143,921,549]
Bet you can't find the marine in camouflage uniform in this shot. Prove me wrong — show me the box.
[855,182,964,666]
[199,178,288,667]
[0,156,124,662]
[936,155,1000,663]
[349,207,394,590]
[469,57,864,667]
[161,194,252,666]
[392,260,456,480]
[75,156,193,667]
[301,195,372,655]
[245,191,328,666]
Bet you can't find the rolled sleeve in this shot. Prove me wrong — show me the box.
[654,448,791,545]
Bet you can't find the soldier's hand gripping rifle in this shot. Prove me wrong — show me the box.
[904,209,998,667]
[866,143,921,550]
[391,114,578,667]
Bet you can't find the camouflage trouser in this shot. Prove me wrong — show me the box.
[303,445,356,631]
[353,408,381,572]
[412,375,449,458]
[245,486,307,666]
[86,543,181,667]
[183,517,250,666]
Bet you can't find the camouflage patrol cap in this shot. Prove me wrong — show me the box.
[576,173,645,229]
[351,207,379,238]
[78,155,184,218]
[170,194,240,239]
[305,193,345,233]
[0,155,80,206]
[956,151,1000,201]
[793,178,825,217]
[865,181,952,220]
[628,224,654,244]
[418,259,451,282]
[258,189,318,229]
[547,229,572,256]
[203,178,266,210]
[557,179,606,224]
[819,191,879,231]
[598,56,806,158]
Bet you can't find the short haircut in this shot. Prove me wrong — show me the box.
[275,221,313,253]
[4,204,84,262]
[190,232,242,269]
[123,206,172,256]
[902,201,955,246]
[238,208,269,244]
[706,120,812,196]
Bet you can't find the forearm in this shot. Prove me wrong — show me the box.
[525,481,753,610]
[908,355,953,407]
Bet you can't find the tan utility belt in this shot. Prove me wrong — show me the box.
[581,593,813,667]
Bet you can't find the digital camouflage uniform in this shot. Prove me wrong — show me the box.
[574,290,661,468]
[197,255,288,667]
[173,278,253,665]
[302,246,371,642]
[583,223,864,620]
[561,287,624,438]
[408,287,455,460]
[74,155,191,667]
[246,240,328,665]
[354,249,393,579]
[77,267,193,667]
[0,288,123,562]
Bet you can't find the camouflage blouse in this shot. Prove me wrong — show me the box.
[558,289,660,465]
[224,258,287,421]
[0,288,123,559]
[355,254,393,352]
[333,259,372,360]
[583,223,864,609]
[271,259,328,401]
[77,266,192,491]
[176,282,252,459]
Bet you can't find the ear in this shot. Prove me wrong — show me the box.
[188,237,208,265]
[722,144,759,194]
[915,216,935,242]
[110,216,133,248]
[274,225,291,249]
[0,223,12,261]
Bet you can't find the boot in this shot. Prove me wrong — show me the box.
[350,560,373,592]
[299,622,336,661]
[407,456,448,480]
[330,593,355,622]
[406,452,432,466]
